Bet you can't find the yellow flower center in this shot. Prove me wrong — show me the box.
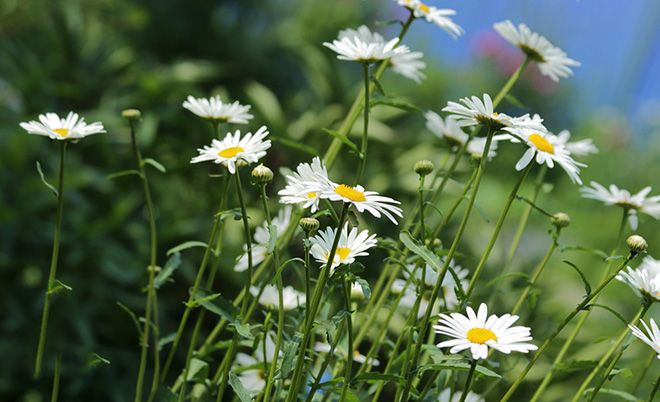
[418,3,430,13]
[336,247,351,261]
[306,191,317,199]
[492,112,500,118]
[217,146,244,158]
[53,128,70,137]
[335,184,366,202]
[528,133,555,154]
[466,327,497,344]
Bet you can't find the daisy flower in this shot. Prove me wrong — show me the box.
[313,342,380,366]
[395,0,463,38]
[20,112,105,141]
[182,95,253,124]
[494,20,580,82]
[425,111,469,146]
[580,182,660,230]
[390,51,427,83]
[467,137,499,161]
[499,128,585,184]
[234,206,292,272]
[278,157,332,213]
[190,126,271,174]
[434,303,537,360]
[555,130,598,157]
[235,334,278,394]
[438,388,485,402]
[250,284,306,311]
[323,25,409,63]
[628,319,660,359]
[442,94,546,132]
[616,266,660,302]
[638,256,660,277]
[309,224,377,271]
[319,183,403,224]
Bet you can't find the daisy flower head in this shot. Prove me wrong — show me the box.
[20,112,105,141]
[323,25,409,63]
[580,182,660,230]
[395,0,463,38]
[182,95,253,124]
[493,20,580,82]
[499,128,585,184]
[442,94,513,130]
[468,137,499,161]
[320,183,403,224]
[278,157,332,213]
[438,388,485,402]
[309,224,377,272]
[628,319,660,359]
[638,256,660,277]
[555,130,598,157]
[390,51,427,83]
[616,266,660,302]
[234,206,292,272]
[250,284,305,311]
[425,111,469,147]
[190,126,271,174]
[434,303,537,360]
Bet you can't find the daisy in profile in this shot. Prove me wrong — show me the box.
[323,25,409,63]
[234,206,292,272]
[395,0,463,38]
[498,128,585,184]
[191,126,271,174]
[580,182,660,230]
[628,319,660,359]
[182,95,253,124]
[638,256,660,277]
[554,130,598,157]
[319,183,403,224]
[20,112,105,141]
[434,303,537,360]
[493,20,580,82]
[250,284,305,311]
[313,342,380,366]
[278,157,332,213]
[309,224,377,271]
[438,388,485,402]
[425,111,469,147]
[442,94,545,132]
[616,265,660,302]
[390,51,427,83]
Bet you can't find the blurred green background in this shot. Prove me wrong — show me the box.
[1,0,659,401]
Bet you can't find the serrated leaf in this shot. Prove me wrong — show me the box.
[321,128,360,154]
[86,353,110,368]
[154,252,181,289]
[107,169,142,180]
[167,240,208,256]
[142,158,166,173]
[36,161,58,196]
[370,97,421,112]
[228,371,253,402]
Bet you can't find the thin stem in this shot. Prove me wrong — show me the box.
[305,320,347,402]
[339,274,355,401]
[463,162,533,305]
[458,360,478,402]
[286,204,350,402]
[35,140,67,379]
[50,354,61,402]
[418,174,427,243]
[632,352,656,394]
[648,371,660,402]
[430,164,478,240]
[492,57,530,108]
[355,63,370,184]
[499,253,638,402]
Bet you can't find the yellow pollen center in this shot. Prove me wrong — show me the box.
[306,191,317,199]
[336,247,351,261]
[53,128,70,137]
[492,112,500,118]
[528,133,555,154]
[335,184,366,202]
[217,146,244,158]
[466,328,497,344]
[419,3,430,13]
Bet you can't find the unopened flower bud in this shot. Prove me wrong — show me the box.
[299,217,320,235]
[414,160,434,177]
[350,282,366,301]
[551,212,571,229]
[627,235,648,255]
[251,164,273,184]
[121,108,142,121]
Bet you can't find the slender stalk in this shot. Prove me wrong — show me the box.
[35,141,67,379]
[305,320,347,402]
[304,236,312,326]
[632,352,656,394]
[648,371,660,402]
[463,162,533,305]
[458,360,478,402]
[355,63,370,184]
[418,174,427,243]
[286,204,349,402]
[339,275,355,401]
[430,164,478,240]
[499,253,638,402]
[129,117,160,402]
[492,57,530,107]
[50,354,61,402]
[576,302,651,402]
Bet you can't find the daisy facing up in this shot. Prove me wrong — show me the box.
[182,95,253,124]
[580,182,660,230]
[20,112,105,141]
[309,224,377,272]
[319,183,403,224]
[395,0,463,38]
[628,318,660,359]
[190,126,271,174]
[278,157,332,213]
[434,303,537,360]
[494,20,580,82]
[323,25,409,63]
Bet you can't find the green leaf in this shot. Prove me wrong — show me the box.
[142,158,166,173]
[584,304,628,325]
[399,232,444,274]
[270,136,317,156]
[36,161,58,196]
[86,353,110,368]
[583,387,641,401]
[48,279,72,295]
[371,75,386,96]
[370,97,421,113]
[553,359,598,374]
[418,362,501,378]
[608,367,633,380]
[563,260,592,296]
[234,322,254,340]
[197,291,239,323]
[154,252,181,289]
[354,373,404,384]
[267,224,278,254]
[355,277,371,300]
[279,333,302,379]
[186,358,208,382]
[167,240,208,256]
[321,128,360,154]
[188,291,221,308]
[106,169,142,180]
[159,332,177,349]
[228,371,253,402]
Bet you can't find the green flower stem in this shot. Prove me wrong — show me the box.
[648,372,660,402]
[458,360,478,402]
[35,140,67,379]
[305,320,347,402]
[529,209,628,402]
[492,57,530,108]
[371,326,412,402]
[510,227,560,315]
[398,128,496,402]
[323,12,414,167]
[418,174,427,243]
[488,165,547,307]
[499,252,639,402]
[339,274,355,401]
[286,204,350,402]
[261,183,285,402]
[128,118,160,402]
[430,162,479,241]
[50,354,61,402]
[575,302,651,402]
[355,62,370,185]
[462,162,534,305]
[303,235,312,326]
[632,352,656,394]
